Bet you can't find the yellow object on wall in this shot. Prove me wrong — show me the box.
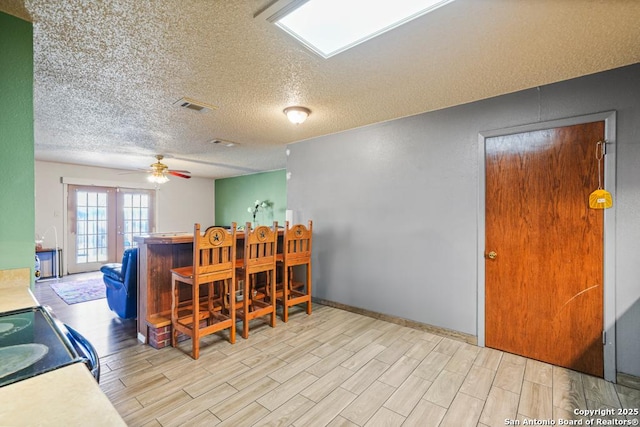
[589,189,613,209]
[589,140,612,210]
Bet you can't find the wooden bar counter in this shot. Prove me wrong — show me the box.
[134,232,194,346]
[134,229,282,347]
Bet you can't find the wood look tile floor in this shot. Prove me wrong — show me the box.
[33,275,640,427]
[32,271,139,357]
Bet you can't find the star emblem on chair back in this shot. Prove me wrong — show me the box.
[208,229,224,246]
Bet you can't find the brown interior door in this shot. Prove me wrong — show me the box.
[485,121,604,377]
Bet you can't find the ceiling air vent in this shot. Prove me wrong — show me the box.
[209,138,237,147]
[173,97,217,113]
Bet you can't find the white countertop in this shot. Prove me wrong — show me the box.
[0,286,39,312]
[0,268,126,426]
[0,363,126,426]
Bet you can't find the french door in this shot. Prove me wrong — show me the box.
[67,185,155,274]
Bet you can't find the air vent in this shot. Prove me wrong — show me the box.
[209,139,237,147]
[173,97,217,113]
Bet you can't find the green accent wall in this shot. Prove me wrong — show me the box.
[0,13,35,278]
[215,170,286,227]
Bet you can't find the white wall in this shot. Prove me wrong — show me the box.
[287,64,640,378]
[35,161,215,271]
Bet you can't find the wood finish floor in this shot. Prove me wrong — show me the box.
[32,272,139,358]
[33,275,639,427]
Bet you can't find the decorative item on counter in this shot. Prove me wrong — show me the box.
[247,200,272,226]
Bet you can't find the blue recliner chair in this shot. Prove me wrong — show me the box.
[100,248,138,319]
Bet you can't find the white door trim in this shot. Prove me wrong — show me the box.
[477,111,617,382]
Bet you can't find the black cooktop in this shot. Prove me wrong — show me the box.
[0,306,84,387]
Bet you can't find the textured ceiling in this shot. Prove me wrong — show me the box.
[1,0,639,178]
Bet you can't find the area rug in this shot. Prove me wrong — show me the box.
[49,278,106,305]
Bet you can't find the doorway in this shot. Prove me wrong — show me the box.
[67,185,155,274]
[477,112,617,381]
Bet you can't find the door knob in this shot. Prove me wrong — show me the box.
[487,251,497,260]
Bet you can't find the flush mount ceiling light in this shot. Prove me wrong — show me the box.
[283,106,311,124]
[257,0,455,58]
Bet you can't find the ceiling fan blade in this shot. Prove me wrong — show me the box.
[168,170,191,179]
[118,168,153,176]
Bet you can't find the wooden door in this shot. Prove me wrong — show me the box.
[485,121,604,377]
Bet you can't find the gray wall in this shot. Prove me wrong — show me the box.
[286,64,640,378]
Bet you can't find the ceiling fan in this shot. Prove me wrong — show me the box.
[146,155,191,183]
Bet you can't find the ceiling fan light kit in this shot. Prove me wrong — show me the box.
[144,154,191,184]
[148,171,170,184]
[284,106,311,124]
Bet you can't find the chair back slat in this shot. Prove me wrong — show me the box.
[193,224,237,277]
[244,222,278,271]
[284,220,312,264]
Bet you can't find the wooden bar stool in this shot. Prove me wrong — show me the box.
[170,223,237,359]
[237,221,278,339]
[277,220,312,322]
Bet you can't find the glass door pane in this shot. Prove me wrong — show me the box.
[67,185,116,274]
[117,189,155,255]
[67,185,155,274]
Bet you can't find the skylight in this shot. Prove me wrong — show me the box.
[267,0,455,58]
